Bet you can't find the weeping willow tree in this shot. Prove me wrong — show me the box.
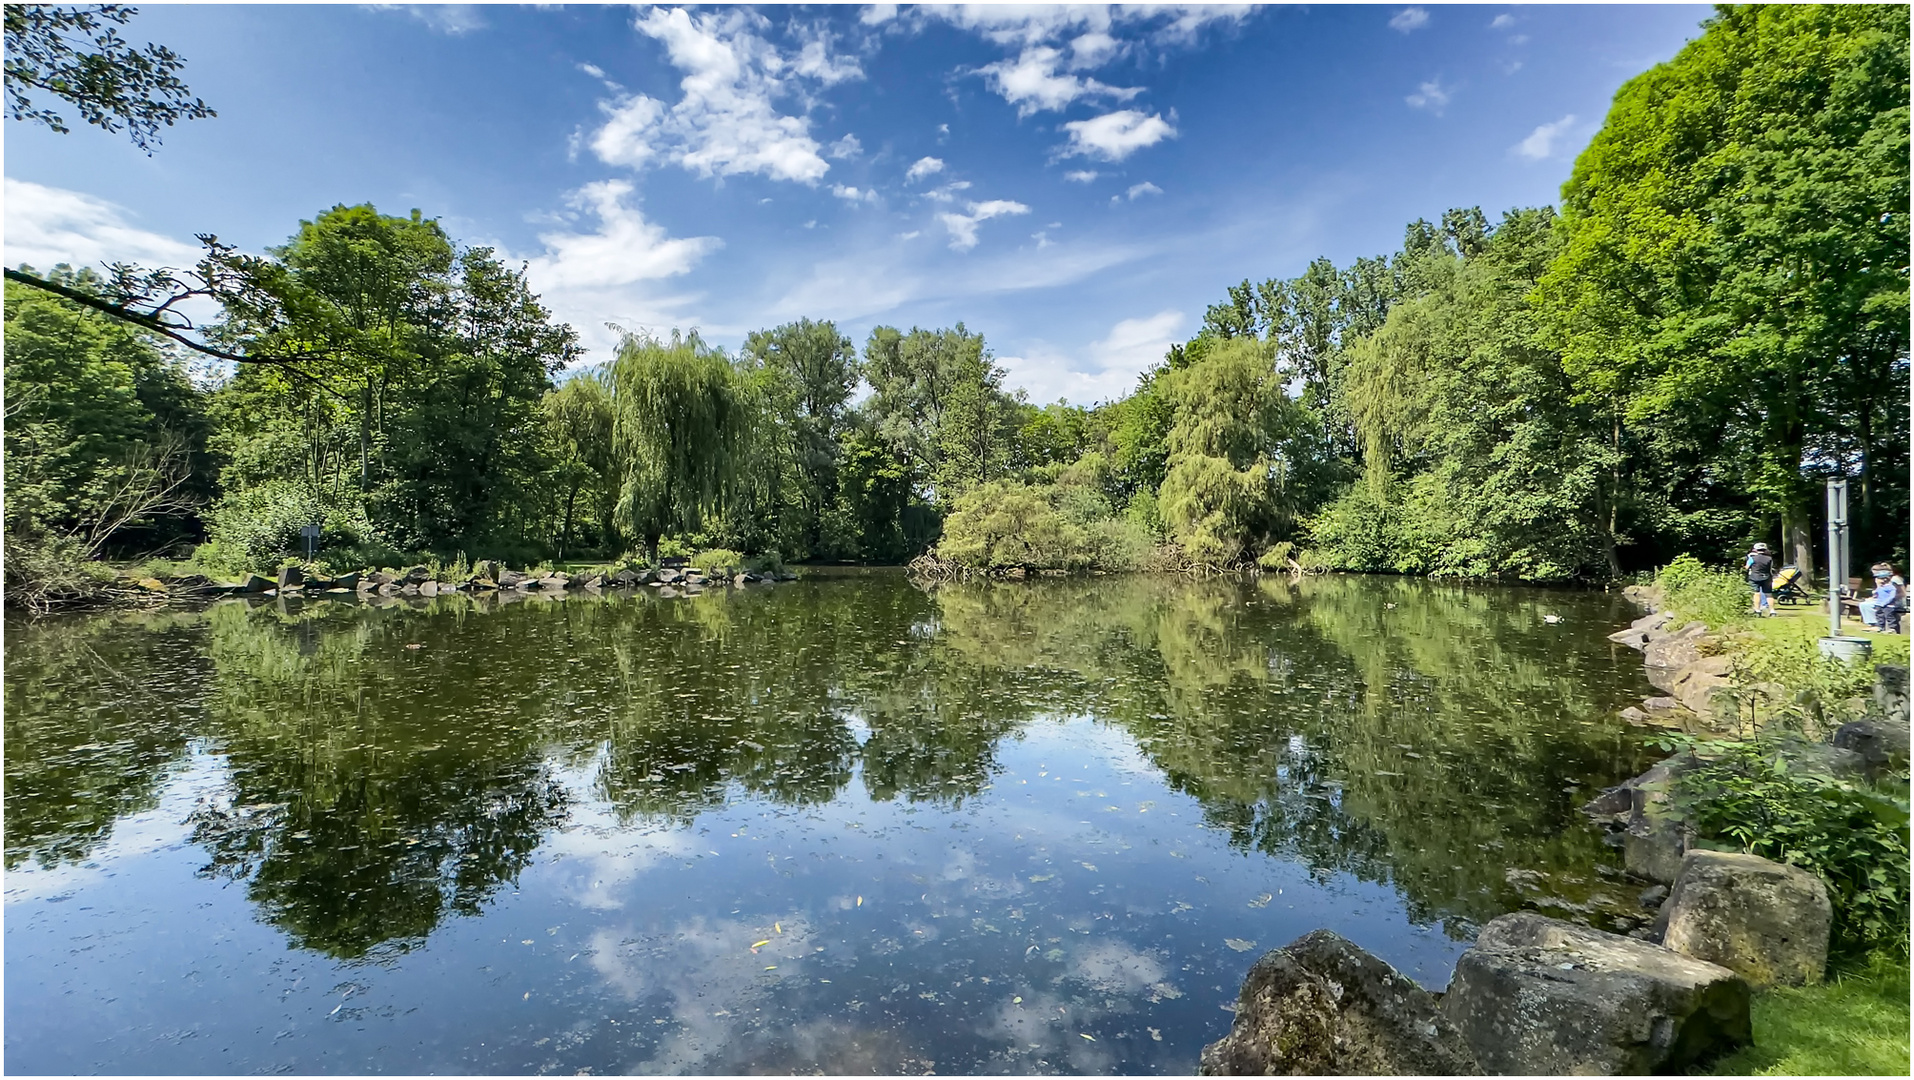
[608,331,756,557]
[1157,337,1309,565]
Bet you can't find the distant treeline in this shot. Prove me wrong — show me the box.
[4,4,1905,592]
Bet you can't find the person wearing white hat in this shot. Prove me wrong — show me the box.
[1744,542,1777,618]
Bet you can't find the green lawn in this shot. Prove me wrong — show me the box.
[1698,953,1911,1076]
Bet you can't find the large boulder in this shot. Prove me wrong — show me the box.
[276,564,305,590]
[1199,929,1479,1076]
[1667,656,1739,725]
[401,564,432,585]
[497,570,527,588]
[1830,717,1910,778]
[1657,851,1830,988]
[1440,913,1750,1076]
[1644,622,1711,672]
[1609,610,1677,650]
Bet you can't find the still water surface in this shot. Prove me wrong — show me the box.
[6,573,1657,1074]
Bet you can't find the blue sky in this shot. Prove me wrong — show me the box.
[4,3,1711,403]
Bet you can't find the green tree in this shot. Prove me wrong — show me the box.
[741,318,858,558]
[1538,3,1911,573]
[543,368,617,558]
[4,4,214,151]
[608,330,755,557]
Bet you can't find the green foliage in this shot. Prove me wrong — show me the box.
[608,330,755,555]
[691,549,745,577]
[935,461,1153,572]
[1539,3,1910,564]
[3,4,215,151]
[1656,554,1758,629]
[1670,739,1910,956]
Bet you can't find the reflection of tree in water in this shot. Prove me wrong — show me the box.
[11,575,1656,957]
[3,609,211,869]
[190,600,569,958]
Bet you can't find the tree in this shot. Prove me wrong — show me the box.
[543,370,616,558]
[1538,3,1910,573]
[741,318,858,558]
[608,330,755,557]
[862,323,986,487]
[1157,337,1308,565]
[4,4,214,152]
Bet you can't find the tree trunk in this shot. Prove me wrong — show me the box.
[1784,505,1815,581]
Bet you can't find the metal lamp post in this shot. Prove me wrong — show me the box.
[1820,478,1871,662]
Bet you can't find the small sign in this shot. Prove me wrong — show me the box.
[299,525,322,539]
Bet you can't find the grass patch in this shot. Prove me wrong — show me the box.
[1697,952,1910,1075]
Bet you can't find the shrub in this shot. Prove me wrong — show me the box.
[2,532,122,612]
[1670,738,1910,957]
[691,548,745,576]
[936,477,1153,572]
[205,481,393,573]
[1657,553,1755,628]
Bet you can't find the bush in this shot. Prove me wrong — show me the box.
[205,481,393,573]
[1658,553,1755,628]
[2,532,122,612]
[691,548,744,576]
[936,476,1153,572]
[1671,738,1910,957]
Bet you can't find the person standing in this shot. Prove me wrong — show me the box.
[1860,564,1905,634]
[1744,542,1777,618]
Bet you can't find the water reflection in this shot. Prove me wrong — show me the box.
[5,574,1655,1071]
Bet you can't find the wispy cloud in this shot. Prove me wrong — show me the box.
[2,177,204,271]
[831,183,877,203]
[977,45,1141,116]
[1490,14,1516,31]
[367,4,487,36]
[1389,8,1430,34]
[826,134,863,160]
[905,156,945,183]
[1512,114,1576,160]
[588,7,864,185]
[997,309,1186,404]
[938,199,1031,251]
[1405,78,1450,114]
[526,180,722,290]
[1060,109,1176,161]
[1063,169,1100,183]
[1123,181,1163,200]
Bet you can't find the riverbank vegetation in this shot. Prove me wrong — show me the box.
[5,5,1906,610]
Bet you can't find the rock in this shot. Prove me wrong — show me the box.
[658,568,682,584]
[542,572,571,588]
[1639,885,1669,910]
[277,565,305,590]
[1658,851,1831,988]
[1831,717,1911,778]
[1644,622,1711,671]
[1873,665,1909,723]
[470,575,499,590]
[400,584,420,596]
[1643,695,1683,713]
[1621,584,1663,612]
[476,559,500,582]
[329,572,359,592]
[1440,913,1750,1076]
[1664,655,1739,725]
[1632,609,1676,633]
[583,574,607,589]
[237,574,273,593]
[1609,627,1652,649]
[419,581,439,597]
[515,577,541,590]
[1772,738,1867,781]
[1198,929,1479,1076]
[733,573,749,586]
[378,582,402,596]
[401,565,431,585]
[684,572,707,585]
[611,569,640,587]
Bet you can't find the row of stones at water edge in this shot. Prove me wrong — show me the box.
[1200,844,1831,1075]
[1605,583,1912,755]
[137,560,801,599]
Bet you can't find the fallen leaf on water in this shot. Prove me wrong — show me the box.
[774,922,781,934]
[751,940,771,949]
[1028,874,1053,883]
[856,896,863,907]
[1013,996,1023,1004]
[1079,862,1098,872]
[1248,893,1273,909]
[764,965,777,971]
[1225,938,1257,952]
[1081,1033,1096,1042]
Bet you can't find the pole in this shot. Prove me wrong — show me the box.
[1826,479,1848,637]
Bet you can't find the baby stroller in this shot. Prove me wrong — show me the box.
[1772,564,1811,605]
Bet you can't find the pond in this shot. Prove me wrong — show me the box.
[5,572,1659,1074]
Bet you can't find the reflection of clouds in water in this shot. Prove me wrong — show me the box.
[6,748,227,902]
[1068,939,1173,997]
[543,761,695,910]
[587,913,820,1072]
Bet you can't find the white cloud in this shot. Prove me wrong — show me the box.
[860,3,898,26]
[1490,14,1516,31]
[579,62,607,80]
[1063,169,1100,183]
[905,156,946,183]
[1405,78,1450,114]
[527,180,722,291]
[831,184,877,203]
[1389,8,1430,34]
[3,177,204,272]
[587,7,863,185]
[977,45,1141,116]
[1060,109,1176,161]
[924,180,972,203]
[1513,114,1577,160]
[997,309,1185,404]
[938,199,1031,251]
[369,4,487,36]
[1124,181,1163,200]
[826,134,862,160]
